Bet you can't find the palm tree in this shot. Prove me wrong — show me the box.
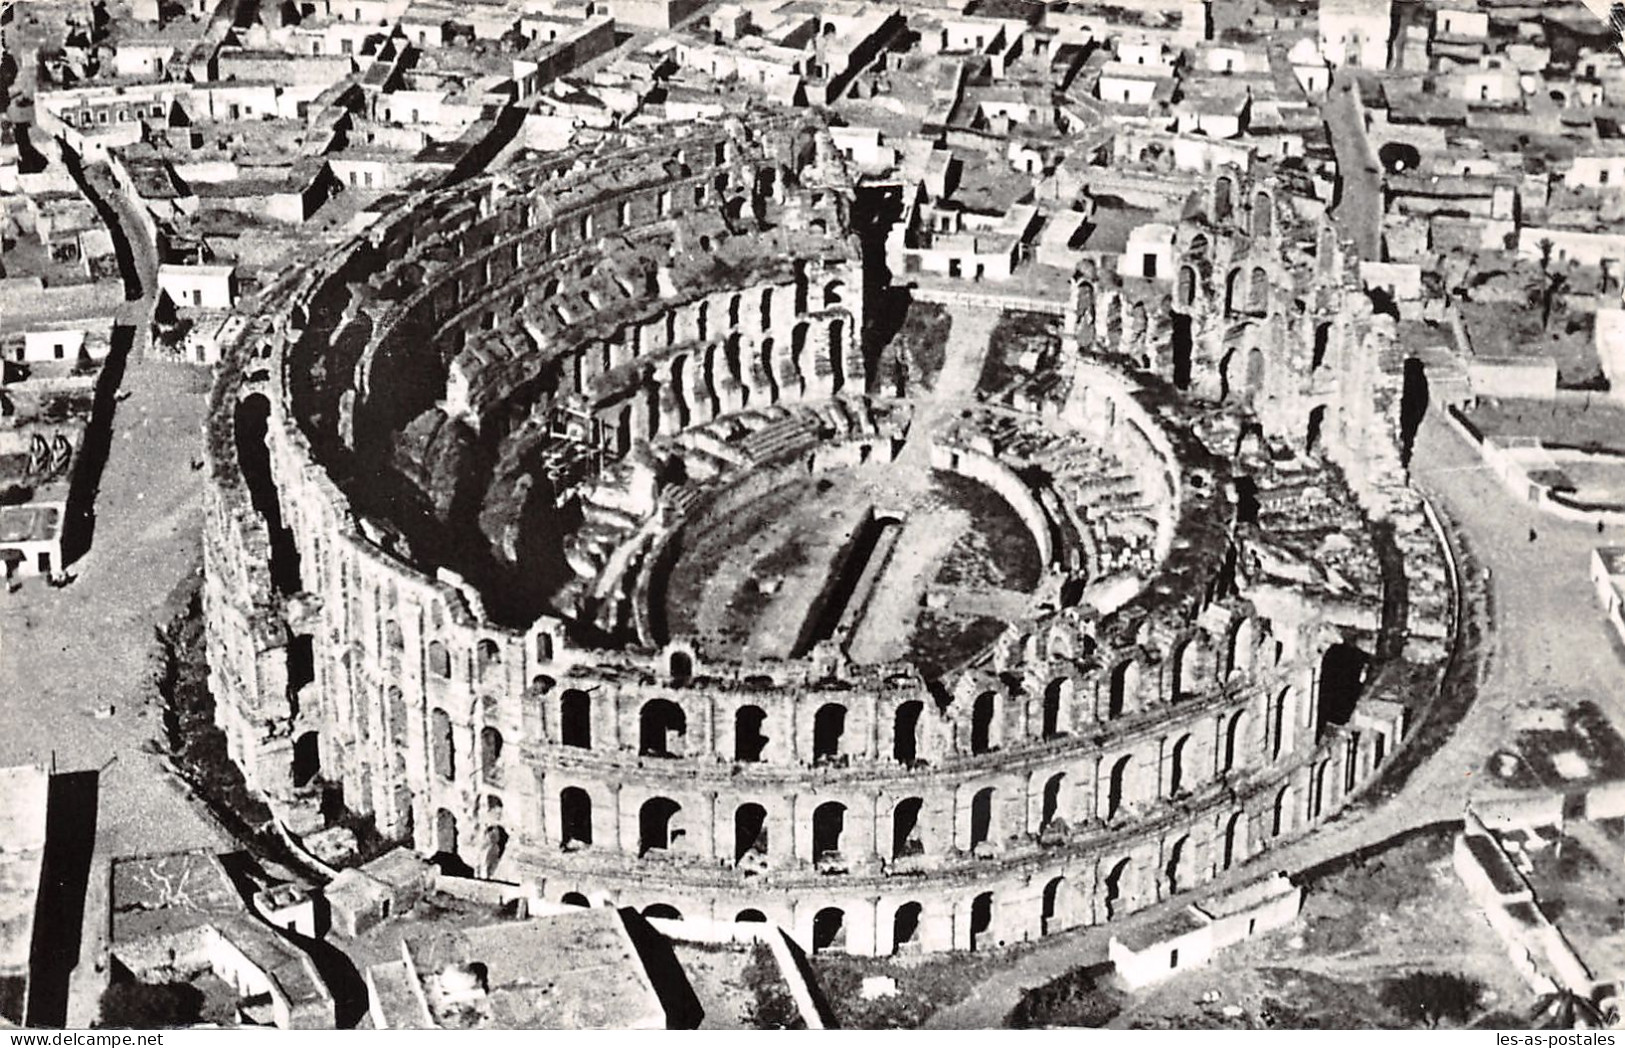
[1529,987,1615,1030]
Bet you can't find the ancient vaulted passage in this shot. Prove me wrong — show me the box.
[1106,755,1132,821]
[969,892,995,950]
[428,641,452,680]
[893,797,924,859]
[1108,661,1137,719]
[971,693,999,755]
[970,787,995,849]
[1103,857,1131,918]
[1041,773,1066,830]
[639,797,683,855]
[1042,877,1071,934]
[476,639,501,683]
[430,707,455,780]
[292,731,320,788]
[435,809,458,857]
[1317,643,1369,735]
[813,907,847,953]
[735,803,768,861]
[1221,810,1246,870]
[639,698,687,758]
[479,726,504,784]
[1164,835,1189,894]
[1168,735,1190,796]
[893,902,923,953]
[560,787,592,847]
[813,703,847,762]
[1042,679,1070,739]
[813,801,846,859]
[560,689,591,749]
[894,701,923,765]
[736,705,768,762]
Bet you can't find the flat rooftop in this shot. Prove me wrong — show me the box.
[403,908,665,1029]
[0,505,64,545]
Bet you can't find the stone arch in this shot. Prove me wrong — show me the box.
[1227,617,1257,678]
[1178,264,1197,308]
[813,907,847,953]
[1272,783,1294,836]
[760,286,774,329]
[1317,643,1368,735]
[971,692,1000,754]
[1168,733,1191,796]
[829,318,846,393]
[893,796,925,858]
[1107,660,1139,718]
[1251,190,1273,238]
[563,892,590,907]
[560,786,592,847]
[735,704,768,762]
[427,640,451,679]
[1103,857,1132,918]
[814,702,847,762]
[892,902,923,953]
[638,796,683,855]
[737,908,768,923]
[479,726,503,785]
[1042,877,1075,935]
[1224,268,1245,315]
[639,698,687,758]
[894,700,923,764]
[969,892,995,950]
[669,354,692,428]
[476,639,501,683]
[1311,760,1333,820]
[669,649,693,683]
[1172,634,1210,701]
[1270,687,1292,759]
[435,808,458,857]
[1214,174,1235,222]
[1221,810,1246,870]
[560,689,591,748]
[292,731,320,788]
[1041,772,1067,829]
[823,278,844,307]
[383,619,403,651]
[1248,266,1269,314]
[643,903,682,920]
[734,802,768,861]
[1042,678,1072,739]
[430,707,455,780]
[813,801,847,859]
[481,825,508,878]
[970,786,996,849]
[1105,754,1133,820]
[1220,708,1248,774]
[1164,835,1190,894]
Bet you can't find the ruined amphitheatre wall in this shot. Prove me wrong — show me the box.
[202,118,1426,956]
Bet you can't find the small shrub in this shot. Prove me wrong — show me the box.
[1379,971,1483,1028]
[1008,963,1123,1029]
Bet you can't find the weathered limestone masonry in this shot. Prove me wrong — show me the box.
[202,117,1448,957]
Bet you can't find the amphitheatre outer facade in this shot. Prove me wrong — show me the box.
[202,110,1453,957]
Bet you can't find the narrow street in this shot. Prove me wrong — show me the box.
[1323,69,1384,261]
[4,141,226,1026]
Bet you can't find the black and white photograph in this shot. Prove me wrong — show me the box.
[1,0,1624,1032]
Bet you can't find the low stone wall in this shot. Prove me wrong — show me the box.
[642,915,826,1030]
[1442,406,1625,526]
